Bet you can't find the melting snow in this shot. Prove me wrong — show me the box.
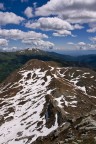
[0,68,56,144]
[55,95,77,108]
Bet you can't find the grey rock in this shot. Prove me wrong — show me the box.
[0,115,4,125]
[54,122,70,137]
[76,116,96,130]
[77,140,82,143]
[57,141,64,144]
[90,110,96,116]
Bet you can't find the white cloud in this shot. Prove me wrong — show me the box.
[0,38,8,47]
[0,3,5,10]
[68,41,96,50]
[87,27,96,33]
[73,24,84,29]
[0,12,24,25]
[24,7,33,18]
[0,29,54,49]
[22,39,54,49]
[25,17,76,37]
[26,17,73,30]
[90,37,96,43]
[53,30,72,37]
[0,29,48,40]
[35,0,96,24]
[87,22,96,33]
[61,10,96,24]
[78,42,86,46]
[26,17,83,37]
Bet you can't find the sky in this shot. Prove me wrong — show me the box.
[0,0,96,53]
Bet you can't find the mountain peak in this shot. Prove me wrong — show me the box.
[19,48,44,54]
[0,59,96,144]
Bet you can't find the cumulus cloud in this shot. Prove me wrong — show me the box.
[26,17,73,30]
[22,39,54,49]
[0,12,24,25]
[90,37,96,43]
[53,30,72,37]
[25,17,77,37]
[87,27,96,33]
[0,29,54,49]
[24,7,33,18]
[0,29,48,40]
[78,42,86,46]
[0,38,8,47]
[87,23,96,33]
[35,0,96,24]
[77,42,87,49]
[73,24,84,29]
[25,17,83,37]
[0,3,5,10]
[78,44,96,50]
[61,10,96,24]
[68,41,96,50]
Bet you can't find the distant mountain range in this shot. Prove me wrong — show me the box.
[57,50,96,56]
[0,48,96,83]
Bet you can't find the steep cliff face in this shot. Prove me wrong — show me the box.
[0,59,96,144]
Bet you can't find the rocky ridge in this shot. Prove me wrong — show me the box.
[0,59,96,144]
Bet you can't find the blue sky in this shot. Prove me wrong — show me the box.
[0,0,96,52]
